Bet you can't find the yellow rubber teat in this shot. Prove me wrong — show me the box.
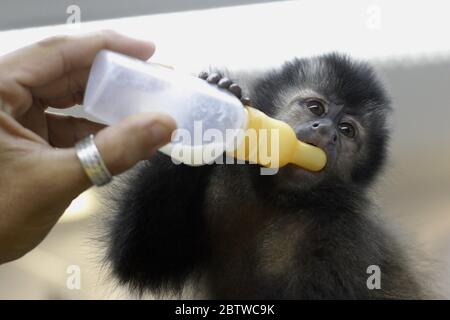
[227,107,327,171]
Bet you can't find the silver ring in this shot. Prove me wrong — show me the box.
[75,134,112,186]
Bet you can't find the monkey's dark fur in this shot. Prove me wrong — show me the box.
[105,53,425,299]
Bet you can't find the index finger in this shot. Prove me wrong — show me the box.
[0,30,155,89]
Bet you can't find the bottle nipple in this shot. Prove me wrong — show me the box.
[229,107,327,171]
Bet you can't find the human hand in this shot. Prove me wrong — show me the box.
[0,31,176,263]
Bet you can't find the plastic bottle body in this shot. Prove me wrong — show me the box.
[83,50,247,165]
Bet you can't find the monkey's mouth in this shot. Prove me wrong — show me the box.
[283,163,325,179]
[303,140,324,151]
[307,142,318,147]
[284,140,329,176]
[273,164,325,191]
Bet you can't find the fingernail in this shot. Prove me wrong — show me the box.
[149,122,173,145]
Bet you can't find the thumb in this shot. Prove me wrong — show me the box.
[45,112,176,196]
[93,112,176,175]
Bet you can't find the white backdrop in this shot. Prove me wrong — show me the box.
[0,0,449,72]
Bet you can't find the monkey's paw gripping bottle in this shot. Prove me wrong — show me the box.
[83,50,326,171]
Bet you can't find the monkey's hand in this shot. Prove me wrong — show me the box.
[198,70,252,106]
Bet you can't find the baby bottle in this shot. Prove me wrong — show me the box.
[83,50,326,171]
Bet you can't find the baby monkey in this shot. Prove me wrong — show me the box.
[105,53,426,299]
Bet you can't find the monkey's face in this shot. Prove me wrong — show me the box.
[255,54,390,192]
[275,91,366,189]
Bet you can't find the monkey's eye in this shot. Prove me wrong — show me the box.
[305,100,325,116]
[338,122,356,138]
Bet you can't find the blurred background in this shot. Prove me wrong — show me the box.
[0,0,449,299]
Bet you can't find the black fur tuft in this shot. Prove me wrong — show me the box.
[106,154,212,296]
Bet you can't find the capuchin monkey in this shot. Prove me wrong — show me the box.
[104,53,426,299]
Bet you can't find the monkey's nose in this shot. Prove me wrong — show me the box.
[310,120,337,146]
[311,120,333,133]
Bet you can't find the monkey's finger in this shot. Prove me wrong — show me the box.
[218,77,232,89]
[45,112,106,148]
[199,72,247,103]
[199,70,241,96]
[198,71,209,79]
[240,97,251,106]
[206,73,221,84]
[228,83,242,99]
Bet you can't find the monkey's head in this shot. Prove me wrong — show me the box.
[253,53,391,199]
